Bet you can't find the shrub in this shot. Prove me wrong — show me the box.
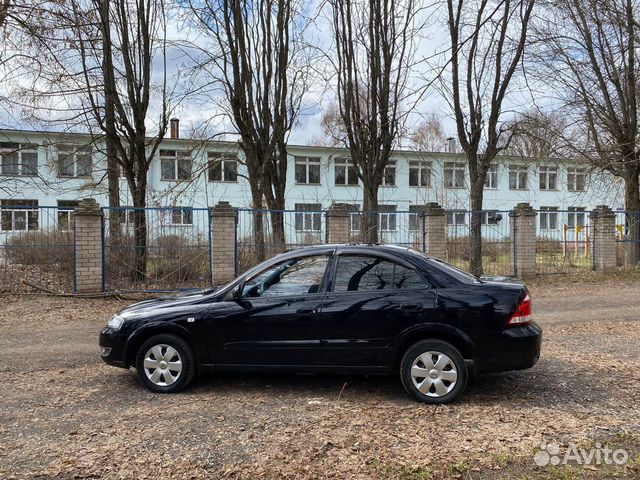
[154,235,210,284]
[4,230,74,272]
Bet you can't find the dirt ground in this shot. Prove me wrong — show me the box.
[1,278,639,479]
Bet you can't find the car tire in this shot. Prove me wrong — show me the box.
[400,339,468,404]
[135,334,196,393]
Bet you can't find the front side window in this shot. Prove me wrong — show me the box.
[568,167,587,191]
[540,206,559,230]
[382,161,396,186]
[242,255,329,298]
[58,145,92,178]
[539,166,558,190]
[1,199,39,231]
[160,150,191,181]
[334,157,358,186]
[509,165,528,190]
[208,153,238,182]
[333,255,427,292]
[1,143,38,176]
[484,164,498,189]
[295,203,322,232]
[295,156,321,184]
[444,162,465,188]
[409,161,431,187]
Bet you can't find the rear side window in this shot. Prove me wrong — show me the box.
[333,255,428,292]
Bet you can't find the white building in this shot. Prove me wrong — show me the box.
[0,126,625,243]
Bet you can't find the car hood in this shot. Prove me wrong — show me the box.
[118,290,218,319]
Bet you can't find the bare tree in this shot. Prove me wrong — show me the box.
[329,0,425,243]
[411,113,447,152]
[444,0,536,275]
[182,0,311,260]
[535,0,640,265]
[502,110,569,158]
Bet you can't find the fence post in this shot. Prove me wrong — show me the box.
[74,198,103,292]
[510,202,537,278]
[590,205,616,273]
[211,201,238,284]
[327,203,351,244]
[423,202,446,260]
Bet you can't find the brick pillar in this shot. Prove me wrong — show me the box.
[327,203,351,244]
[590,205,616,273]
[74,198,103,292]
[211,201,237,284]
[510,202,537,278]
[423,202,446,260]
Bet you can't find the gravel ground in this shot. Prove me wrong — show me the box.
[0,281,639,479]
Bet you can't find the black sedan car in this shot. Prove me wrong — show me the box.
[100,244,541,404]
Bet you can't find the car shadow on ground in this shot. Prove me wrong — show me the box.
[104,354,614,410]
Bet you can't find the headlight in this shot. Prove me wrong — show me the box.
[107,314,124,331]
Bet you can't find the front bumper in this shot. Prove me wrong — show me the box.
[476,321,542,373]
[99,328,129,368]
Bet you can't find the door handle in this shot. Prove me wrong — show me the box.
[296,307,317,315]
[400,303,422,311]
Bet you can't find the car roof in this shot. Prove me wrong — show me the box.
[283,243,431,258]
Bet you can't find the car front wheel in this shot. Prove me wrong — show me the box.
[135,334,196,393]
[400,339,467,404]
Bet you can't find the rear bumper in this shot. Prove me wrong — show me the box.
[476,321,542,373]
[99,329,129,368]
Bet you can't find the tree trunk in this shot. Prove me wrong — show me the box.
[469,175,485,276]
[624,170,640,266]
[362,182,379,244]
[131,182,147,281]
[250,186,265,263]
[106,142,120,240]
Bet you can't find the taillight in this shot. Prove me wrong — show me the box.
[507,293,532,326]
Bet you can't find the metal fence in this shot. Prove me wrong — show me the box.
[445,210,514,276]
[101,207,213,292]
[0,205,75,293]
[615,211,640,267]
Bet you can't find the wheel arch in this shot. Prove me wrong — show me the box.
[123,322,197,369]
[393,324,475,369]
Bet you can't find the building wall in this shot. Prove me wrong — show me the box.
[0,128,625,216]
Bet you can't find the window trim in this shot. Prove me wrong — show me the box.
[57,144,92,178]
[381,160,397,187]
[294,156,322,185]
[159,149,192,182]
[484,164,498,189]
[539,165,559,191]
[0,143,39,177]
[334,157,358,186]
[444,162,466,189]
[208,154,239,183]
[409,160,432,188]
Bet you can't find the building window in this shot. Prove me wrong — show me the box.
[409,205,424,231]
[540,206,559,230]
[0,143,38,176]
[568,167,587,191]
[58,145,92,178]
[160,150,191,181]
[208,153,238,182]
[334,157,358,186]
[482,210,502,225]
[346,204,361,232]
[444,162,465,188]
[484,164,498,189]
[508,165,528,190]
[446,211,466,225]
[539,166,558,190]
[1,199,39,231]
[295,157,321,184]
[378,204,397,231]
[295,203,322,231]
[381,161,396,186]
[409,161,431,187]
[568,207,587,228]
[163,207,193,226]
[57,200,79,231]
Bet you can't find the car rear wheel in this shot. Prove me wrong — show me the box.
[135,334,196,393]
[400,339,467,404]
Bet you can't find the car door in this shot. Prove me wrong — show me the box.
[204,252,333,368]
[319,250,437,368]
